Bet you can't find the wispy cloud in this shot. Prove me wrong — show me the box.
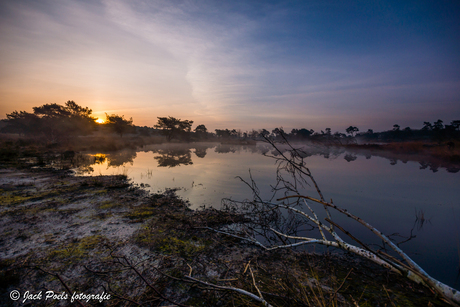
[1,0,459,131]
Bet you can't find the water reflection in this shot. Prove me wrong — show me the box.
[342,146,460,173]
[194,148,207,158]
[75,141,460,289]
[106,150,137,167]
[74,142,460,174]
[153,148,193,167]
[72,150,137,174]
[344,153,357,162]
[215,144,237,153]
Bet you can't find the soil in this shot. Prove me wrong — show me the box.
[0,167,453,306]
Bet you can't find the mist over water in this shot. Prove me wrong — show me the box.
[78,142,460,288]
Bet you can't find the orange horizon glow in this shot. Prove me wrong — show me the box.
[95,118,105,124]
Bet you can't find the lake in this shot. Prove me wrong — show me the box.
[77,141,460,289]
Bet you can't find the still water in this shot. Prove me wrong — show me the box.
[79,142,460,289]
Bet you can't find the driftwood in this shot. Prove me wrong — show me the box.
[210,136,460,306]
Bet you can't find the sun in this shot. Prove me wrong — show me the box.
[95,118,105,124]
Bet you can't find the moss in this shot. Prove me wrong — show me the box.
[46,235,108,265]
[1,199,63,217]
[158,236,205,258]
[57,208,82,215]
[0,184,80,207]
[124,207,157,221]
[92,189,108,194]
[0,192,34,205]
[93,212,113,220]
[98,200,122,210]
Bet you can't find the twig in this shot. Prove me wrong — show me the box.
[115,256,191,307]
[249,266,264,301]
[329,268,353,305]
[102,284,141,306]
[34,267,86,307]
[383,284,397,307]
[185,275,274,307]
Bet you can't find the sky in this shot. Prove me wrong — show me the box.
[1,0,459,133]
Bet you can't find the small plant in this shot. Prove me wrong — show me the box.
[414,208,432,230]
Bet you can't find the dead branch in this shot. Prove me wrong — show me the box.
[184,275,274,307]
[109,254,191,307]
[208,138,460,306]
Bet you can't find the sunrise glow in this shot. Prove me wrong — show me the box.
[0,1,459,131]
[95,118,105,124]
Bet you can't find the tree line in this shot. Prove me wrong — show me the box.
[1,101,459,144]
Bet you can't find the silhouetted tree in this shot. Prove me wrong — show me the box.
[106,113,134,138]
[433,119,444,131]
[422,122,432,131]
[65,100,93,118]
[431,119,445,142]
[155,116,193,141]
[259,129,270,138]
[289,128,313,139]
[3,111,40,135]
[33,103,71,118]
[298,128,313,138]
[451,120,460,131]
[345,126,359,137]
[194,124,208,139]
[62,100,96,136]
[271,127,285,139]
[3,101,96,142]
[215,129,232,139]
[249,129,259,139]
[137,126,151,136]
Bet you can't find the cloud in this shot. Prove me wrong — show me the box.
[1,0,459,131]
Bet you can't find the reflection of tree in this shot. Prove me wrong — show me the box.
[73,154,97,175]
[419,161,439,173]
[194,148,207,158]
[73,150,136,174]
[263,143,346,160]
[93,154,107,164]
[215,144,237,153]
[106,150,137,167]
[446,166,460,173]
[153,148,193,167]
[344,154,357,162]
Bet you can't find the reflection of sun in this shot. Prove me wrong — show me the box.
[91,153,107,164]
[95,118,105,124]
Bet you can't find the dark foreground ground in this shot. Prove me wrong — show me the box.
[0,168,452,306]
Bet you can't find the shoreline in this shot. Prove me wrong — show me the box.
[0,167,452,306]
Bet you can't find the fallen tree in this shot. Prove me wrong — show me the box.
[210,136,460,306]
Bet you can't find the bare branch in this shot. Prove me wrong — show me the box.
[184,276,274,307]
[211,138,460,306]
